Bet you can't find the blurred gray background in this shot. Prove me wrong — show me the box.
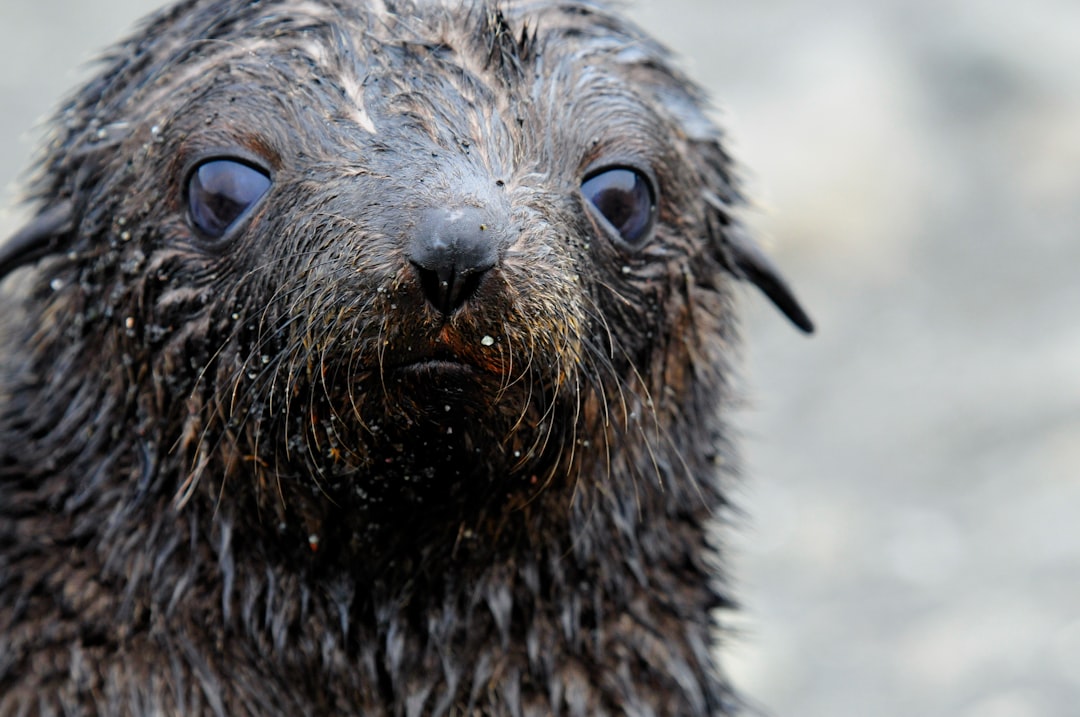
[2,1,1077,715]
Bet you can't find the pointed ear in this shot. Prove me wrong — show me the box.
[609,45,814,334]
[705,193,814,334]
[0,200,75,279]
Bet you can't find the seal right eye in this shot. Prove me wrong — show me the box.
[187,159,271,240]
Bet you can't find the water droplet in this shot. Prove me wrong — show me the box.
[481,335,495,347]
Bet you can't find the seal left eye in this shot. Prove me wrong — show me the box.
[581,167,656,248]
[187,159,271,239]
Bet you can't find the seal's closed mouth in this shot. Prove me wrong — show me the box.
[393,357,478,378]
[380,326,503,379]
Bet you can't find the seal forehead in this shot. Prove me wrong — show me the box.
[130,1,535,139]
[75,0,675,166]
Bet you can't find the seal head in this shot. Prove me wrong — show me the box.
[0,1,811,714]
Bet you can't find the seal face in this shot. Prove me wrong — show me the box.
[0,1,812,715]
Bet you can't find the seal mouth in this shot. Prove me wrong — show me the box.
[385,339,486,379]
[383,327,501,380]
[393,358,478,379]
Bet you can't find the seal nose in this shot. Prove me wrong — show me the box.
[408,207,499,315]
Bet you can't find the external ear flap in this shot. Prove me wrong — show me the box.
[706,193,814,334]
[613,46,814,334]
[725,226,815,333]
[0,200,74,279]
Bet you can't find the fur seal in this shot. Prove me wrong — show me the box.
[0,1,812,715]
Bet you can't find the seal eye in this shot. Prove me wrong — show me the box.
[581,167,656,248]
[187,159,271,240]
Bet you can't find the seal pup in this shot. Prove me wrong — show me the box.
[0,0,813,714]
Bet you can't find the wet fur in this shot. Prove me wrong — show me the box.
[0,1,810,715]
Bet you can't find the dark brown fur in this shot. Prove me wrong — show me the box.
[0,1,811,715]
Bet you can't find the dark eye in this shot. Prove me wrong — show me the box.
[187,159,271,240]
[581,167,656,247]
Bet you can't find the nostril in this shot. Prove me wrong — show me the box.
[412,263,488,316]
[408,206,500,316]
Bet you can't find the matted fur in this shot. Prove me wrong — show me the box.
[0,1,810,715]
